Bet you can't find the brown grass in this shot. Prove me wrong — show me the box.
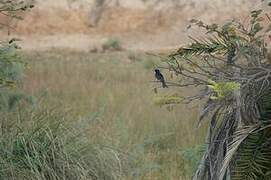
[21,49,206,179]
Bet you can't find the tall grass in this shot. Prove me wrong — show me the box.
[0,103,127,180]
[9,49,207,180]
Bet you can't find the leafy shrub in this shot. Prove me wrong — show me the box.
[0,42,35,111]
[102,37,122,51]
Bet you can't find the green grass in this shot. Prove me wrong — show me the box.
[0,105,126,180]
[0,49,207,180]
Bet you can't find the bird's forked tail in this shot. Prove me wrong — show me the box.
[162,81,168,88]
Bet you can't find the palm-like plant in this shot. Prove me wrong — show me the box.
[160,2,271,180]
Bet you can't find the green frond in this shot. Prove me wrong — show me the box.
[258,92,271,122]
[231,131,271,180]
[220,123,271,180]
[172,36,228,58]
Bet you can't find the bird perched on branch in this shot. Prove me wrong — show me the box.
[154,69,168,88]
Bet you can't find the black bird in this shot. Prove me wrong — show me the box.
[154,69,168,88]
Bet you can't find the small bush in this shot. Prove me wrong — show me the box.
[102,38,122,51]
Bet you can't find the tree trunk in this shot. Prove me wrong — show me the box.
[88,0,106,27]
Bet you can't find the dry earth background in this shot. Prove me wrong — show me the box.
[1,0,260,51]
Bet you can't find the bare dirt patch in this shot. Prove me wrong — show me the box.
[0,0,260,51]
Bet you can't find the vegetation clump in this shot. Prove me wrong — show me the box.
[102,37,122,52]
[0,1,127,180]
[160,2,271,179]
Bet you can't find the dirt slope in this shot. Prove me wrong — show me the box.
[1,0,260,51]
